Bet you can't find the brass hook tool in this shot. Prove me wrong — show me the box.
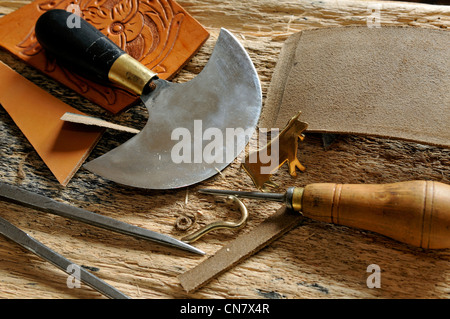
[181,196,248,243]
[0,182,204,255]
[200,180,450,249]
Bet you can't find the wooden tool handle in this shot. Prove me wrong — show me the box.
[300,181,450,249]
[35,9,156,95]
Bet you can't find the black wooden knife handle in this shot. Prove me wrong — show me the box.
[35,9,157,95]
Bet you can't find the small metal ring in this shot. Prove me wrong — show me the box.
[180,195,248,243]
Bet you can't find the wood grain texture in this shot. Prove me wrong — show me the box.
[0,0,449,299]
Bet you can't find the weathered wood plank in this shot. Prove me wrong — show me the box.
[0,0,449,299]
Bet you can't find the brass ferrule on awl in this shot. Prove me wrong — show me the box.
[284,187,304,212]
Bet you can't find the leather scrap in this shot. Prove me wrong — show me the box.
[178,207,303,293]
[0,61,103,186]
[242,111,308,189]
[261,26,450,148]
[0,0,209,114]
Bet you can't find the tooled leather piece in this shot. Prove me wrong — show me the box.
[0,61,103,186]
[261,27,450,148]
[178,207,303,293]
[0,0,209,114]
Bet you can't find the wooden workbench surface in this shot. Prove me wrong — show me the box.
[0,0,449,300]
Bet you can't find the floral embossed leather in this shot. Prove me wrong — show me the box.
[0,0,209,113]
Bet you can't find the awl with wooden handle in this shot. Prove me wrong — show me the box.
[199,180,450,249]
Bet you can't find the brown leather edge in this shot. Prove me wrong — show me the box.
[259,31,302,130]
[0,61,104,186]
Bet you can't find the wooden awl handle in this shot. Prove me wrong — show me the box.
[294,181,450,249]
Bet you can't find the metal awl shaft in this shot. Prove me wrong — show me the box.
[199,187,302,211]
[0,182,204,255]
[0,216,130,299]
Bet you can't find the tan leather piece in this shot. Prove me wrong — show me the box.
[261,27,450,148]
[0,61,103,186]
[178,207,303,293]
[0,0,209,114]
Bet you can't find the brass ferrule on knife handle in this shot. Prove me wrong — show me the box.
[35,10,158,96]
[298,181,450,249]
[108,54,158,95]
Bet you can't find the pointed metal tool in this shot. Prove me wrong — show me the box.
[0,182,204,255]
[0,216,130,299]
[35,10,262,189]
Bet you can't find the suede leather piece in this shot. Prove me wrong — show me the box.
[0,61,103,186]
[261,27,450,148]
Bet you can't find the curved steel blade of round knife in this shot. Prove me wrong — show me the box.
[84,28,262,189]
